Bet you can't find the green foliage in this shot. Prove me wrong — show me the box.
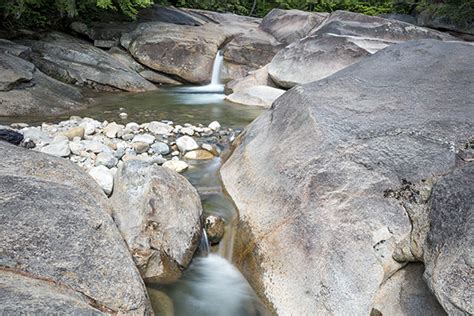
[0,0,153,28]
[1,0,471,29]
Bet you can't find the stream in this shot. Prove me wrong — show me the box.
[1,87,267,316]
[0,52,268,315]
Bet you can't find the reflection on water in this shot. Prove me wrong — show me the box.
[0,87,263,127]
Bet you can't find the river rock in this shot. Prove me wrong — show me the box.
[151,142,170,155]
[221,40,473,314]
[176,135,199,153]
[183,149,215,160]
[208,121,220,132]
[21,32,157,92]
[95,152,118,168]
[0,129,23,145]
[60,126,85,140]
[132,133,155,144]
[148,121,173,135]
[260,9,328,45]
[268,10,457,88]
[225,85,285,108]
[162,160,189,173]
[224,64,275,95]
[0,142,151,314]
[372,264,446,315]
[40,138,70,157]
[126,22,226,84]
[110,161,202,283]
[0,52,85,116]
[132,141,150,154]
[204,215,225,245]
[89,165,114,195]
[104,122,123,138]
[108,46,145,72]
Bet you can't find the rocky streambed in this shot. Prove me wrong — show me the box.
[1,4,473,316]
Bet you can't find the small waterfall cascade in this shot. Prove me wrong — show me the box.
[198,229,210,256]
[210,50,224,86]
[176,50,224,94]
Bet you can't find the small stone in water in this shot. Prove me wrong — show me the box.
[208,121,220,131]
[119,112,128,119]
[204,215,225,245]
[162,160,188,173]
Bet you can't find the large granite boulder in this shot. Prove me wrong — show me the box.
[268,10,457,88]
[372,264,446,315]
[224,64,275,95]
[225,85,285,108]
[221,29,283,82]
[0,52,85,116]
[260,9,328,45]
[22,32,157,92]
[422,164,473,314]
[0,142,152,314]
[221,40,473,314]
[0,270,104,315]
[110,161,203,283]
[125,22,226,84]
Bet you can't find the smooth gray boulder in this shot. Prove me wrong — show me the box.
[0,39,31,57]
[422,165,473,314]
[268,33,391,88]
[0,52,85,116]
[0,270,104,315]
[260,9,328,45]
[126,22,226,84]
[372,264,446,315]
[221,40,473,314]
[110,161,203,283]
[221,29,283,81]
[310,10,456,41]
[225,85,285,108]
[269,10,457,88]
[0,143,152,314]
[224,64,275,95]
[22,32,157,92]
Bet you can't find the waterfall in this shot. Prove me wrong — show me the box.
[198,229,210,256]
[210,50,223,85]
[175,50,224,94]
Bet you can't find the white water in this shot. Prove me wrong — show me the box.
[166,254,267,316]
[176,50,224,94]
[210,50,224,85]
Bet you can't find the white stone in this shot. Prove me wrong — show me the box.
[95,152,119,168]
[88,165,114,195]
[176,136,199,153]
[119,112,128,119]
[151,142,170,155]
[180,127,194,136]
[208,121,221,131]
[126,122,140,131]
[132,134,155,145]
[83,140,112,154]
[104,122,123,138]
[148,121,173,135]
[163,160,188,173]
[40,139,70,157]
[21,127,52,144]
[69,141,84,155]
